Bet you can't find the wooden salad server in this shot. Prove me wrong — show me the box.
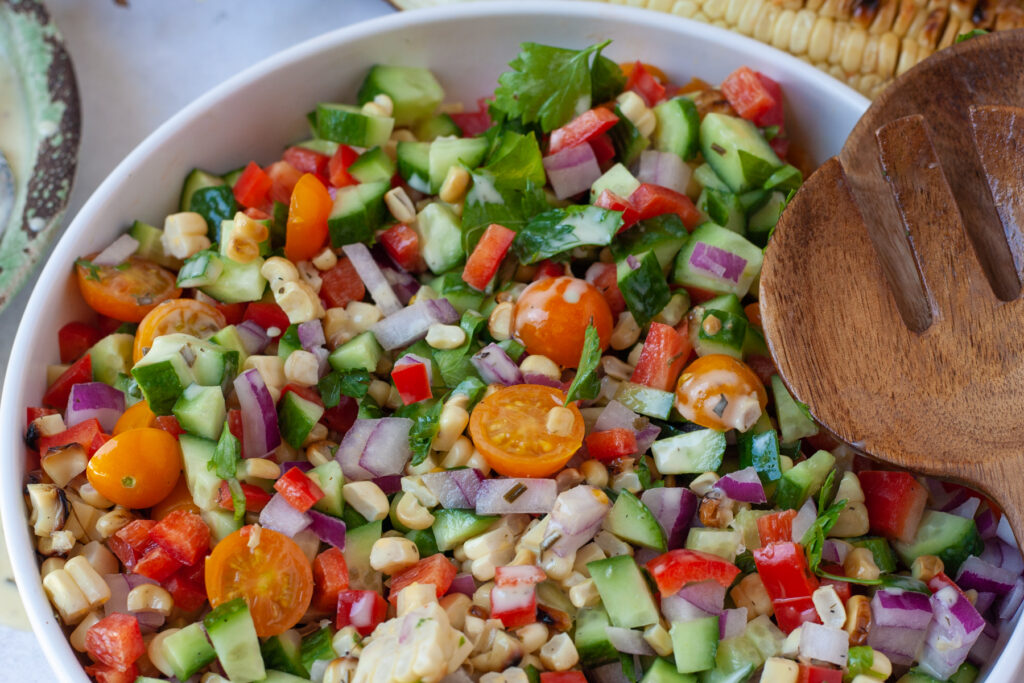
[759,29,1024,546]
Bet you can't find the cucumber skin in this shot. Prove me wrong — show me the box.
[203,598,266,683]
[604,489,667,551]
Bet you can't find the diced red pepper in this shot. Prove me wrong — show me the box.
[148,509,211,566]
[533,259,567,280]
[589,133,616,165]
[773,595,821,634]
[58,321,102,364]
[625,62,667,107]
[227,408,246,459]
[757,509,797,546]
[584,428,638,462]
[154,415,185,438]
[462,223,517,291]
[721,66,778,123]
[244,207,271,221]
[490,583,537,629]
[213,300,246,325]
[320,257,366,309]
[629,183,702,229]
[265,160,303,205]
[392,356,433,405]
[108,519,157,569]
[745,354,778,388]
[133,545,184,582]
[928,571,967,596]
[283,146,331,182]
[753,542,819,603]
[217,480,273,513]
[84,663,138,683]
[26,406,58,426]
[336,589,388,636]
[274,467,326,513]
[646,549,742,596]
[593,189,640,232]
[798,664,844,683]
[753,72,786,129]
[380,223,424,273]
[313,547,350,613]
[243,301,291,335]
[388,554,457,604]
[43,353,92,409]
[328,145,360,188]
[819,564,852,603]
[770,136,790,160]
[548,107,620,155]
[857,471,928,543]
[449,97,492,137]
[89,431,111,455]
[585,261,626,317]
[630,322,691,392]
[233,161,274,209]
[540,674,587,683]
[495,565,547,587]
[85,612,145,671]
[164,566,208,613]
[38,418,103,455]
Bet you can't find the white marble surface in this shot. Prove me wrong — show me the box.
[0,0,395,678]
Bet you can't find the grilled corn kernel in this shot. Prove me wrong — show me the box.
[690,472,720,497]
[241,458,280,481]
[43,569,90,624]
[432,403,470,452]
[844,594,872,646]
[568,578,600,608]
[580,459,609,488]
[395,489,435,530]
[488,302,514,341]
[426,323,466,350]
[312,246,338,271]
[731,573,773,619]
[440,592,473,631]
[64,556,111,608]
[346,301,383,333]
[545,406,576,438]
[835,471,865,502]
[912,554,945,583]
[343,481,389,522]
[439,165,471,204]
[162,212,210,259]
[540,633,579,671]
[610,312,642,350]
[370,537,420,575]
[441,436,474,468]
[70,612,102,653]
[40,557,66,579]
[95,506,133,539]
[41,444,88,488]
[385,187,416,224]
[844,547,881,581]
[127,584,174,616]
[761,657,800,682]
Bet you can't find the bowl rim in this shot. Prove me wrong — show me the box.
[0,1,892,680]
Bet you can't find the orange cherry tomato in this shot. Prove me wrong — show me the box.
[205,525,314,637]
[744,302,762,328]
[151,475,199,520]
[284,173,332,262]
[113,400,157,434]
[469,384,584,477]
[76,256,182,323]
[512,276,613,368]
[674,354,767,432]
[133,298,227,362]
[86,428,182,509]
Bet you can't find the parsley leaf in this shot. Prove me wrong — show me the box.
[492,41,612,133]
[616,251,671,327]
[451,376,487,409]
[564,323,602,405]
[956,28,988,43]
[480,130,546,189]
[514,205,623,264]
[636,457,662,490]
[462,171,550,254]
[208,421,241,480]
[591,52,626,104]
[358,394,383,419]
[318,368,371,408]
[433,311,487,387]
[75,258,101,281]
[396,398,443,466]
[818,469,837,514]
[226,477,246,522]
[803,496,883,585]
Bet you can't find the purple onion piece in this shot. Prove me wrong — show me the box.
[371,299,458,351]
[307,509,347,549]
[259,493,311,537]
[357,418,413,477]
[917,585,985,680]
[297,320,326,351]
[475,478,557,515]
[233,368,281,458]
[712,466,767,503]
[689,242,747,283]
[543,143,602,200]
[343,242,402,316]
[335,419,377,481]
[641,487,696,550]
[956,555,1018,595]
[373,475,403,495]
[66,382,125,432]
[471,343,523,386]
[604,626,655,656]
[447,573,477,597]
[381,266,421,305]
[236,320,271,354]
[594,400,642,433]
[280,461,314,473]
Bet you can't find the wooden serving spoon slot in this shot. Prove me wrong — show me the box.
[760,29,1024,547]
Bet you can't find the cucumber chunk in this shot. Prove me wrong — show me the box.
[893,510,983,575]
[203,598,265,683]
[604,489,667,551]
[417,202,465,274]
[129,220,180,270]
[770,374,818,445]
[159,621,216,681]
[700,113,782,192]
[172,383,226,441]
[180,433,220,511]
[328,331,384,374]
[685,527,741,561]
[614,381,674,420]
[774,449,835,510]
[344,520,383,591]
[200,256,267,304]
[672,222,764,298]
[357,64,444,127]
[397,140,432,193]
[87,333,134,386]
[670,615,720,674]
[574,606,618,668]
[179,168,225,212]
[278,390,325,448]
[328,181,389,247]
[316,103,394,147]
[651,429,727,474]
[348,146,396,185]
[428,137,488,193]
[432,509,498,551]
[587,555,660,629]
[260,630,308,678]
[590,162,641,203]
[642,656,698,682]
[310,460,345,517]
[653,97,700,161]
[177,250,224,288]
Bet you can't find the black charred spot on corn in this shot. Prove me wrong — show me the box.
[537,604,572,632]
[851,0,881,28]
[24,422,41,450]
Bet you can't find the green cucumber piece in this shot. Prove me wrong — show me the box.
[357,64,444,127]
[310,460,345,517]
[698,188,746,234]
[316,103,394,147]
[129,220,180,270]
[694,163,731,193]
[609,105,650,166]
[694,308,748,359]
[200,256,267,304]
[770,374,818,445]
[774,449,835,510]
[685,528,741,561]
[328,331,383,374]
[177,250,224,288]
[179,168,225,212]
[574,606,618,668]
[87,333,134,386]
[610,213,689,271]
[417,202,465,274]
[277,324,302,361]
[405,527,440,558]
[432,509,498,552]
[651,429,727,474]
[260,630,308,678]
[428,137,488,193]
[180,433,220,511]
[203,598,265,683]
[587,555,660,629]
[763,164,803,193]
[131,337,195,414]
[210,325,250,365]
[397,140,431,194]
[414,113,462,141]
[738,428,782,484]
[299,626,336,672]
[642,657,698,682]
[671,222,764,298]
[278,390,325,448]
[293,138,339,157]
[747,191,787,247]
[201,508,243,543]
[614,382,674,420]
[604,489,666,551]
[700,113,782,192]
[327,180,390,247]
[893,510,983,575]
[670,616,720,674]
[172,383,226,441]
[344,520,383,591]
[590,162,641,203]
[159,621,217,681]
[347,146,396,185]
[187,185,237,241]
[653,97,700,161]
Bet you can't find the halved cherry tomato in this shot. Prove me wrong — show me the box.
[675,354,767,432]
[285,173,332,262]
[327,145,360,188]
[133,299,227,363]
[205,525,314,637]
[113,400,157,434]
[76,256,181,323]
[265,160,303,205]
[86,428,182,509]
[469,384,584,477]
[151,475,200,520]
[512,276,613,368]
[320,257,366,309]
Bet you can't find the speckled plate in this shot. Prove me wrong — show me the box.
[0,0,79,312]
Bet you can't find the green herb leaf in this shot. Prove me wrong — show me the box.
[803,496,883,585]
[610,214,689,262]
[227,477,246,522]
[358,394,383,419]
[208,421,241,480]
[564,323,602,405]
[818,469,837,514]
[956,28,988,43]
[318,368,371,408]
[75,258,101,282]
[450,376,487,409]
[481,130,546,189]
[514,205,623,264]
[616,251,672,327]
[462,172,550,254]
[591,53,626,104]
[636,457,663,490]
[618,652,639,683]
[433,311,487,387]
[396,398,444,466]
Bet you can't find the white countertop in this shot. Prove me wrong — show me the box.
[0,0,394,678]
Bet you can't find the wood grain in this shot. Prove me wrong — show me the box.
[760,29,1024,545]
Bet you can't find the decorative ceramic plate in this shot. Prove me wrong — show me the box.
[0,0,79,311]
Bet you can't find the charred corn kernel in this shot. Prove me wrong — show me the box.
[488,302,514,341]
[515,623,549,655]
[385,186,416,223]
[912,554,944,583]
[731,573,773,620]
[370,537,420,576]
[283,349,319,387]
[64,556,110,608]
[835,471,865,503]
[568,578,600,608]
[401,475,439,508]
[324,658,360,683]
[520,353,561,381]
[610,312,641,350]
[28,483,66,537]
[307,441,336,467]
[343,481,389,522]
[509,547,536,566]
[540,633,579,671]
[541,549,577,581]
[573,543,606,577]
[302,423,328,448]
[38,529,76,556]
[690,472,720,497]
[594,529,633,557]
[472,582,494,611]
[439,165,471,204]
[162,212,210,259]
[844,595,872,646]
[147,628,181,677]
[440,592,473,631]
[502,667,529,683]
[643,623,674,657]
[127,584,174,616]
[395,489,434,529]
[600,355,634,382]
[761,657,800,682]
[79,540,119,576]
[441,436,474,468]
[41,444,88,489]
[43,569,90,624]
[33,413,66,437]
[555,468,584,494]
[332,625,363,658]
[95,506,133,539]
[405,452,437,476]
[262,255,300,284]
[580,459,609,488]
[312,246,338,271]
[844,547,881,581]
[545,406,576,437]
[426,323,466,350]
[323,308,355,348]
[70,611,102,653]
[242,355,287,403]
[432,403,469,453]
[812,585,846,628]
[465,448,491,475]
[296,260,322,293]
[346,301,382,333]
[276,280,323,324]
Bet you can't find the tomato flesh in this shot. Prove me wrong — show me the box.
[512,276,613,368]
[631,322,691,392]
[320,257,366,309]
[584,428,638,462]
[675,354,767,432]
[548,107,619,155]
[76,256,181,323]
[58,321,102,363]
[628,183,702,229]
[85,613,145,671]
[133,298,227,363]
[233,161,273,209]
[313,547,350,613]
[379,223,423,273]
[462,223,516,291]
[43,354,92,409]
[857,471,928,543]
[625,61,667,106]
[218,480,273,513]
[148,509,211,566]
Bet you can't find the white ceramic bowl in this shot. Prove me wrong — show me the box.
[6,2,1014,681]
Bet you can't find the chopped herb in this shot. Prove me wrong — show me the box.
[540,531,561,552]
[319,368,371,407]
[515,204,623,265]
[450,376,487,409]
[956,28,988,43]
[115,262,131,271]
[358,394,383,419]
[433,311,487,387]
[504,482,528,502]
[75,258,101,281]
[804,496,882,585]
[818,469,837,514]
[564,322,602,405]
[208,421,241,480]
[396,398,443,466]
[462,172,550,254]
[711,143,727,155]
[226,477,246,522]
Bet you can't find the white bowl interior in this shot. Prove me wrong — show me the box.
[10,2,1015,681]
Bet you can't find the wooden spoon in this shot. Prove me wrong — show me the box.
[759,29,1024,546]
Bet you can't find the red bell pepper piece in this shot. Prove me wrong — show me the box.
[753,541,819,602]
[218,480,273,513]
[753,72,786,129]
[628,183,702,229]
[857,471,928,543]
[388,554,457,604]
[721,66,779,123]
[89,431,111,456]
[148,509,211,566]
[773,595,821,634]
[233,161,274,209]
[490,584,537,629]
[589,133,616,165]
[646,549,742,596]
[319,257,366,309]
[593,189,640,232]
[380,223,424,273]
[85,663,138,683]
[313,547,350,613]
[798,664,844,683]
[85,613,145,671]
[38,417,103,455]
[585,261,627,317]
[58,321,102,364]
[328,145,360,188]
[391,356,433,405]
[757,509,797,546]
[533,259,567,280]
[274,467,326,513]
[928,571,967,596]
[584,428,638,462]
[819,564,853,603]
[322,395,358,436]
[462,223,517,291]
[108,519,157,569]
[243,302,291,334]
[336,589,388,636]
[541,674,587,683]
[154,415,185,438]
[449,98,492,137]
[164,565,208,613]
[548,107,619,155]
[265,160,303,205]
[212,300,246,325]
[27,406,58,425]
[495,565,547,587]
[43,353,92,409]
[133,545,184,582]
[227,408,246,459]
[625,62,667,107]
[630,322,691,392]
[283,146,331,182]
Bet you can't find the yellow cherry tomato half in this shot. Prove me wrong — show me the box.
[205,525,314,637]
[512,276,613,368]
[674,354,767,432]
[284,173,332,262]
[151,474,200,520]
[133,298,227,363]
[86,428,182,509]
[76,255,181,323]
[113,400,157,434]
[469,384,584,477]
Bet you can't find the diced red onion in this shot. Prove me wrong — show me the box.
[917,585,985,680]
[661,592,713,623]
[689,242,747,284]
[948,497,981,520]
[634,547,659,566]
[957,555,1018,595]
[997,514,1017,548]
[998,578,1024,621]
[233,368,281,458]
[870,626,927,666]
[713,466,767,504]
[335,420,377,481]
[926,479,956,508]
[297,320,326,352]
[371,298,459,350]
[822,539,853,566]
[634,423,661,454]
[791,498,818,544]
[544,143,602,200]
[587,663,631,683]
[981,538,1003,567]
[395,353,433,386]
[447,573,477,597]
[594,400,642,433]
[640,487,696,550]
[999,540,1024,576]
[976,505,998,539]
[605,626,655,656]
[103,574,164,633]
[281,461,314,473]
[381,265,421,305]
[373,475,403,495]
[940,487,972,513]
[357,418,413,477]
[342,243,402,316]
[868,589,933,665]
[236,320,271,354]
[421,469,485,509]
[720,608,748,639]
[472,344,524,386]
[475,478,557,515]
[968,625,998,665]
[259,493,311,537]
[66,382,125,432]
[522,372,563,389]
[634,151,692,195]
[799,622,849,666]
[546,485,611,557]
[314,346,330,378]
[307,509,346,549]
[92,234,139,266]
[677,580,726,613]
[972,591,997,615]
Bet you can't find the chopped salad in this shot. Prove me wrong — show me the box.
[23,40,1021,683]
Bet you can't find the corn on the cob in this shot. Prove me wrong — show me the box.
[386,0,1024,98]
